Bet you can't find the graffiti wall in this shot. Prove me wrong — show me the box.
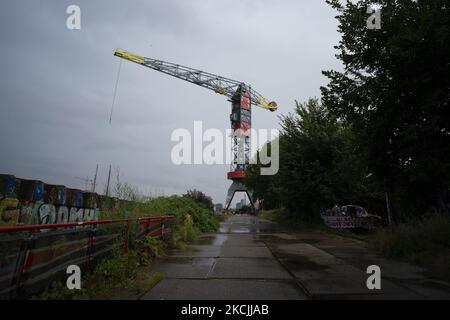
[0,174,104,226]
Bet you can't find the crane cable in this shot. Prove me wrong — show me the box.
[109,59,123,124]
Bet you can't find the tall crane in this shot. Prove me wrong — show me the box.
[114,49,277,210]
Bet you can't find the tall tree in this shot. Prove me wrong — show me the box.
[183,189,214,211]
[321,0,450,219]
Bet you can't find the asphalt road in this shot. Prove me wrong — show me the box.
[141,214,450,300]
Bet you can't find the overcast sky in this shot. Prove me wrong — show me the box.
[0,0,342,205]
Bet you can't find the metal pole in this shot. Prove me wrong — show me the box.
[92,164,99,193]
[105,164,112,196]
[86,227,96,270]
[123,220,130,253]
[385,190,393,226]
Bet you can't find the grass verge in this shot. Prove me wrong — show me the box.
[32,237,165,300]
[368,214,450,281]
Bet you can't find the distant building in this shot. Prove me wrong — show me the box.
[214,203,223,212]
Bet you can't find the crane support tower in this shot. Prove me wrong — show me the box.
[114,49,277,211]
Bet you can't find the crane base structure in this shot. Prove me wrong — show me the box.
[225,181,254,211]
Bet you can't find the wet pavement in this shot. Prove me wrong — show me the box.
[141,214,450,300]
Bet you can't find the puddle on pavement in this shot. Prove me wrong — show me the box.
[219,226,251,233]
[219,226,281,233]
[193,258,216,266]
[233,228,251,233]
[194,234,228,246]
[170,245,221,258]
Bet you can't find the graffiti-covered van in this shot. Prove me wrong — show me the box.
[320,205,382,229]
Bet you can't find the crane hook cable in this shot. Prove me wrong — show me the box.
[109,59,123,125]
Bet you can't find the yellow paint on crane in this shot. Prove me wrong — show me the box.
[256,97,278,112]
[114,49,145,64]
[214,88,226,95]
[267,101,278,112]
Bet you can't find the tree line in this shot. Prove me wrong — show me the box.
[246,0,450,223]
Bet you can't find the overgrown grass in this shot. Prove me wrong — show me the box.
[33,237,164,300]
[100,195,219,236]
[142,196,219,232]
[369,214,450,281]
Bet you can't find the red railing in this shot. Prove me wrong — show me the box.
[0,215,176,299]
[0,215,174,233]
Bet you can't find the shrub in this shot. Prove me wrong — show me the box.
[142,196,218,234]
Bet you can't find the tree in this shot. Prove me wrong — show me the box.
[113,167,143,202]
[183,189,214,211]
[321,0,450,219]
[246,99,369,221]
[245,139,282,210]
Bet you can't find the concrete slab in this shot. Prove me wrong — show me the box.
[219,222,254,234]
[170,245,221,258]
[273,243,344,266]
[222,234,265,247]
[291,264,409,297]
[142,278,308,300]
[209,258,292,279]
[366,258,426,280]
[219,216,279,234]
[264,233,299,240]
[142,214,450,300]
[151,257,215,279]
[194,234,228,246]
[220,246,273,258]
[398,279,450,299]
[312,239,426,280]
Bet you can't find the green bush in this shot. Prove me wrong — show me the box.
[135,235,165,265]
[141,196,219,234]
[32,280,78,300]
[94,247,140,284]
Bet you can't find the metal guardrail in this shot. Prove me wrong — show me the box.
[0,215,175,299]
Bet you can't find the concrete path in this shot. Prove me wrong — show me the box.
[141,215,450,300]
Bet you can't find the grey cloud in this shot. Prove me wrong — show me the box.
[0,0,342,204]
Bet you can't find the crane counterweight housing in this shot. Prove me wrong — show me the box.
[114,48,278,210]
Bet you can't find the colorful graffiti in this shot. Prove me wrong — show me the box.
[0,174,100,226]
[320,205,382,229]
